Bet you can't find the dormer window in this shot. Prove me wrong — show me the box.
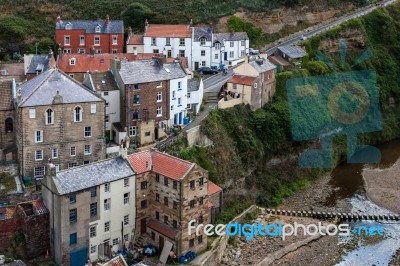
[65,23,72,30]
[69,58,76,66]
[200,37,206,46]
[95,25,101,33]
[215,42,221,50]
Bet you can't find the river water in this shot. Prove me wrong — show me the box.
[323,139,400,265]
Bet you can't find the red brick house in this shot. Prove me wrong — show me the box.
[55,15,124,54]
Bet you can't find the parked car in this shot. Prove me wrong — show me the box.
[300,35,307,40]
[197,67,217,74]
[249,48,259,55]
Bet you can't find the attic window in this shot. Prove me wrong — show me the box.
[200,37,206,46]
[69,58,76,66]
[95,25,101,33]
[100,59,104,64]
[65,23,72,30]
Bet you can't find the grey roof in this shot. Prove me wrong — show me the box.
[249,59,276,73]
[119,60,186,84]
[56,19,124,34]
[54,157,135,195]
[187,79,200,92]
[17,68,103,107]
[213,32,249,44]
[278,46,306,59]
[91,71,119,92]
[193,27,212,41]
[27,55,49,74]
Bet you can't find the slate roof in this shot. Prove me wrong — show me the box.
[127,150,193,181]
[56,19,123,34]
[90,71,119,92]
[213,32,249,44]
[228,75,257,86]
[144,24,191,38]
[208,181,222,196]
[0,80,13,111]
[193,27,212,41]
[27,55,49,74]
[277,46,306,59]
[16,68,103,107]
[54,157,134,195]
[249,59,276,73]
[148,219,177,239]
[119,60,186,84]
[187,79,200,92]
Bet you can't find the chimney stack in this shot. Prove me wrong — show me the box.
[56,16,61,23]
[105,15,110,25]
[128,26,132,36]
[145,19,149,32]
[53,90,63,104]
[189,18,193,27]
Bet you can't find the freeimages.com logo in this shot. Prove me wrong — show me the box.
[286,39,382,168]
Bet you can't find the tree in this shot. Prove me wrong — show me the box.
[121,3,155,33]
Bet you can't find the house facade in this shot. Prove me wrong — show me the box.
[55,15,124,54]
[210,32,249,68]
[126,27,144,55]
[187,79,204,114]
[127,149,218,256]
[41,154,136,266]
[15,68,106,180]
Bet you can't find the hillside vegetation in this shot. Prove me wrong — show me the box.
[170,3,400,222]
[0,0,367,59]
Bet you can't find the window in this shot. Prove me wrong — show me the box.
[190,180,195,189]
[70,146,76,156]
[70,233,77,245]
[179,50,185,57]
[133,95,140,104]
[215,42,220,50]
[112,35,118,45]
[84,126,92,137]
[199,197,204,205]
[129,127,136,136]
[105,183,110,192]
[124,234,129,242]
[156,106,162,117]
[151,38,156,46]
[90,202,97,217]
[35,130,43,143]
[104,198,111,210]
[189,239,194,247]
[34,166,45,178]
[74,106,82,122]
[141,181,147,189]
[166,37,171,46]
[112,238,119,245]
[80,35,85,45]
[133,84,139,90]
[215,53,219,60]
[156,92,162,102]
[124,178,129,187]
[178,81,181,89]
[123,193,130,205]
[230,41,234,47]
[173,201,178,210]
[173,181,178,190]
[105,115,109,123]
[145,131,150,137]
[164,215,168,224]
[199,177,204,186]
[156,211,160,220]
[69,58,75,65]
[64,35,70,45]
[124,215,129,225]
[69,209,77,224]
[63,49,71,54]
[90,225,96,238]
[233,84,237,90]
[241,40,245,46]
[187,92,191,98]
[200,38,206,45]
[178,98,181,106]
[104,221,110,232]
[84,160,90,165]
[95,25,101,33]
[179,38,185,46]
[90,187,96,197]
[156,193,160,202]
[94,36,100,45]
[201,61,206,67]
[156,174,160,182]
[171,105,174,111]
[172,91,175,99]
[156,82,162,88]
[91,246,96,254]
[201,50,205,56]
[241,50,245,57]
[68,162,77,168]
[78,48,85,54]
[164,177,169,186]
[69,74,75,78]
[4,118,12,133]
[29,109,36,118]
[164,197,168,206]
[91,104,96,113]
[198,235,203,244]
[198,215,203,224]
[51,148,58,159]
[55,164,60,172]
[173,220,178,229]
[35,150,43,161]
[153,49,159,54]
[84,145,91,155]
[190,199,195,209]
[254,83,257,88]
[141,200,147,208]
[229,51,234,58]
[69,194,76,204]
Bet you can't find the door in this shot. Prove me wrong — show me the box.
[154,126,159,140]
[70,247,88,266]
[141,218,147,235]
[159,236,164,252]
[179,112,183,125]
[174,114,178,125]
[224,52,227,61]
[194,62,199,70]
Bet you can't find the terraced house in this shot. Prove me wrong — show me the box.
[14,68,106,181]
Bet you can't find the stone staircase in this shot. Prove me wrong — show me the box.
[205,91,221,103]
[134,233,152,249]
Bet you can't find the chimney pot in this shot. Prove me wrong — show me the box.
[56,16,61,23]
[106,15,110,24]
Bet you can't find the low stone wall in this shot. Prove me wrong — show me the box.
[185,125,213,147]
[0,162,18,176]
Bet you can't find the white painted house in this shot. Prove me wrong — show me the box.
[187,79,204,114]
[169,75,188,126]
[192,27,213,70]
[211,32,250,68]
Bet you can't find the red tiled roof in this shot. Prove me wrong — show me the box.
[268,55,289,66]
[0,206,17,220]
[145,24,191,38]
[228,75,257,86]
[18,199,49,215]
[208,181,222,196]
[127,34,144,45]
[148,219,177,240]
[100,255,127,266]
[208,202,213,208]
[127,150,193,181]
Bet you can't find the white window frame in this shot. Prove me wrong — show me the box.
[124,177,129,187]
[29,109,36,119]
[104,221,110,232]
[112,35,118,45]
[69,58,76,66]
[104,198,111,210]
[128,126,136,136]
[94,36,100,46]
[45,109,54,125]
[215,53,219,59]
[124,193,130,205]
[200,38,206,46]
[34,166,45,178]
[91,104,96,113]
[229,51,234,58]
[230,41,234,47]
[179,38,185,46]
[80,35,85,46]
[156,82,162,88]
[156,92,162,102]
[166,37,170,46]
[84,126,92,138]
[35,130,43,143]
[35,150,43,161]
[52,148,58,159]
[241,40,245,46]
[105,183,110,193]
[151,38,156,46]
[68,162,77,168]
[201,50,205,56]
[84,145,92,155]
[90,226,96,238]
[70,146,76,156]
[64,35,70,46]
[95,26,101,33]
[156,106,162,117]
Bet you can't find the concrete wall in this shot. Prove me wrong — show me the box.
[217,98,243,109]
[184,125,213,147]
[100,90,120,131]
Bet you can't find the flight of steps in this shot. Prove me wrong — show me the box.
[134,233,152,249]
[205,91,221,103]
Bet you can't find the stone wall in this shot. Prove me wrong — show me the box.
[184,125,213,147]
[0,162,18,176]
